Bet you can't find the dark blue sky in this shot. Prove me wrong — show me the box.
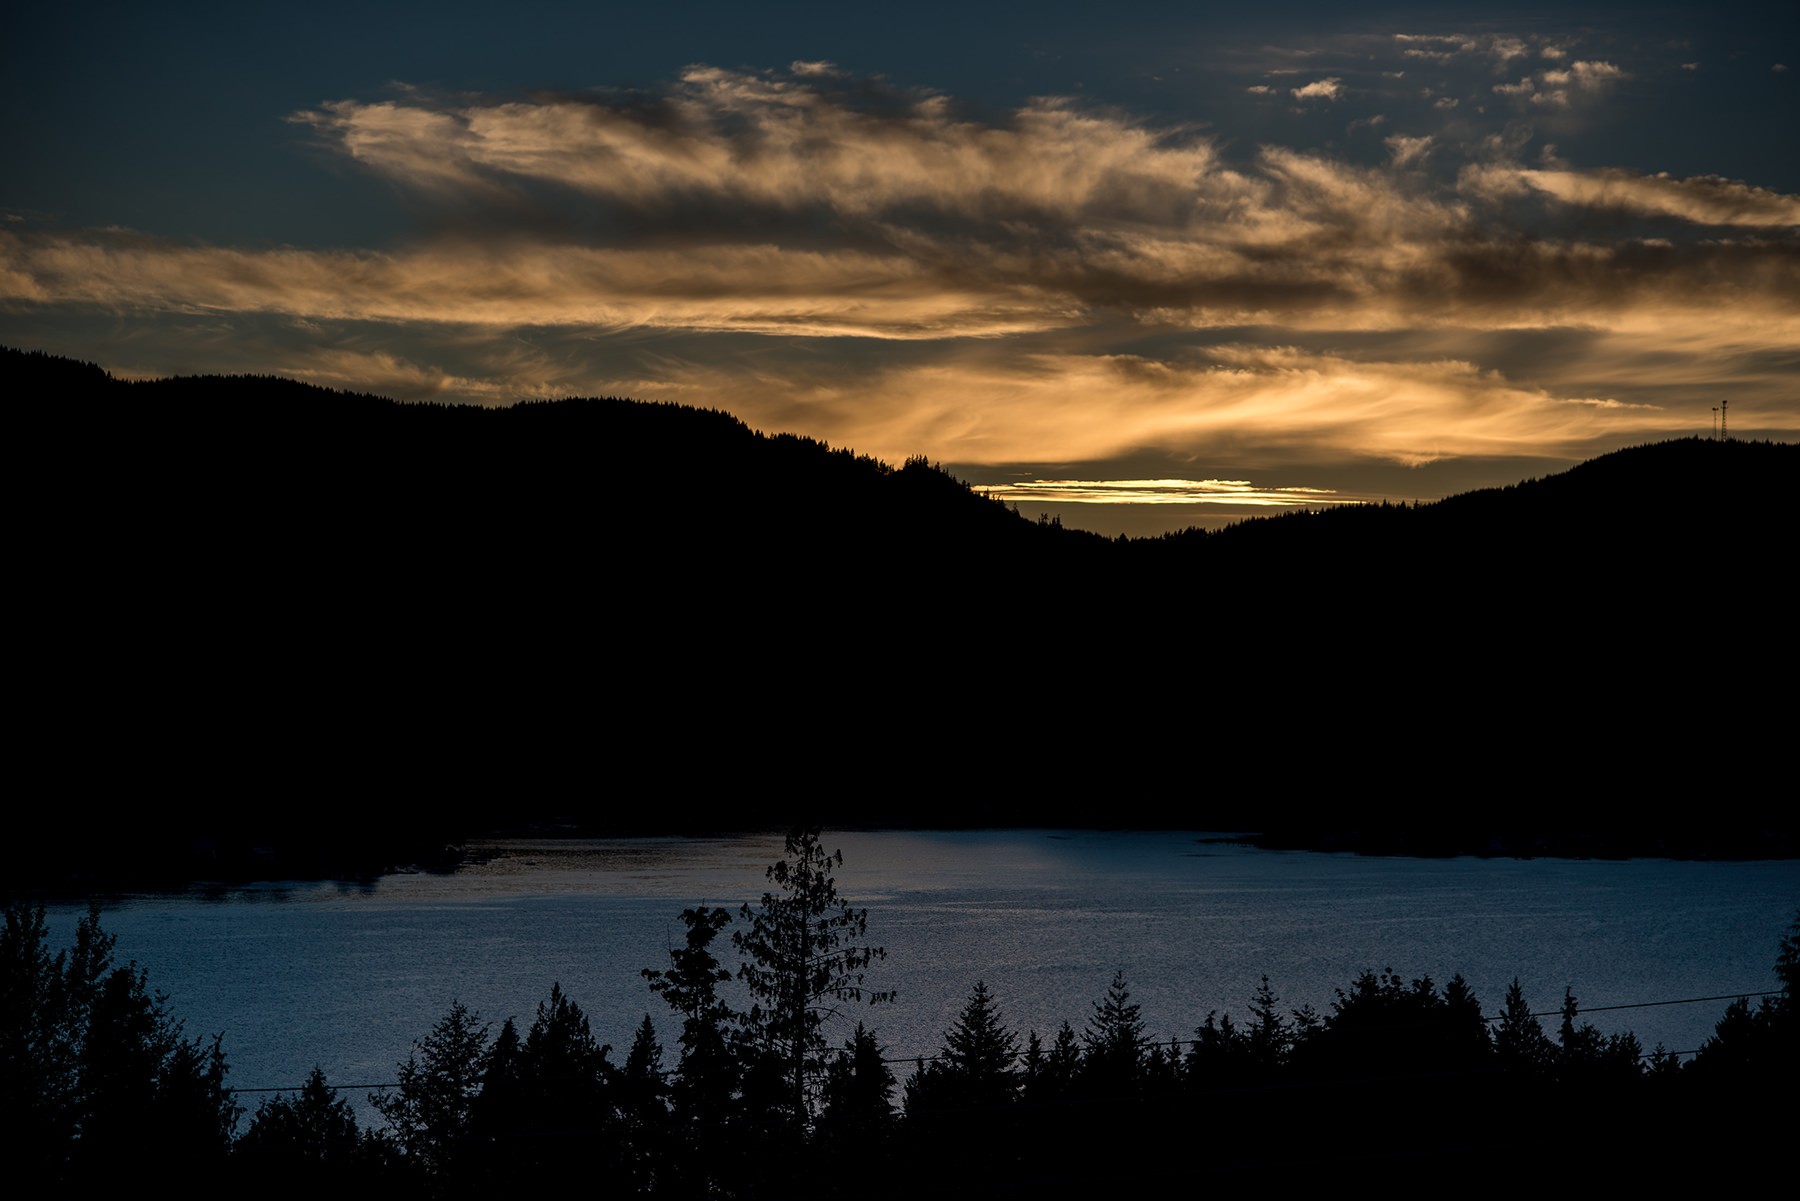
[9,3,1792,240]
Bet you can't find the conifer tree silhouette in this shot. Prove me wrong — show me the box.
[733,827,891,1124]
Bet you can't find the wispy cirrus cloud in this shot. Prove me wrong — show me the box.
[630,343,1696,469]
[292,69,1237,227]
[10,149,1792,344]
[1386,135,1435,167]
[1462,164,1800,226]
[5,61,1796,475]
[0,231,1072,338]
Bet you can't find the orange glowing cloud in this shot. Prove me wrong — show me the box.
[1488,167,1800,227]
[5,63,1796,473]
[622,345,1693,469]
[294,71,1236,225]
[0,232,1064,338]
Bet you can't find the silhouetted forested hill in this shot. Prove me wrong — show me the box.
[8,347,1793,849]
[1149,433,1788,592]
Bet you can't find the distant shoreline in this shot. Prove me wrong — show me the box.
[13,823,1793,898]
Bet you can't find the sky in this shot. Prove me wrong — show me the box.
[3,1,1795,534]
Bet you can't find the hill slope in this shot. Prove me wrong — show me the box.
[9,347,1792,809]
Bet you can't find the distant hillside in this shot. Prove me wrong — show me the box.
[7,347,1793,823]
[12,345,1784,583]
[7,345,1110,594]
[1142,434,1790,588]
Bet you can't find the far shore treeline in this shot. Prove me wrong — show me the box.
[4,830,1796,1194]
[13,822,1795,896]
[7,343,1794,809]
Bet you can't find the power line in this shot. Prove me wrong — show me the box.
[228,987,1780,1093]
[233,1083,394,1093]
[1521,991,1777,1019]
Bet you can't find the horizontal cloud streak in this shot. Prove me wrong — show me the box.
[1500,168,1800,227]
[8,152,1796,342]
[0,232,1066,338]
[979,478,1351,506]
[295,70,1237,226]
[629,344,1707,468]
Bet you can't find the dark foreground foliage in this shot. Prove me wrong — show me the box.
[5,830,1796,1195]
[0,903,238,1184]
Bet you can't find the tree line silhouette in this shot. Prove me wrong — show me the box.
[5,829,1795,1194]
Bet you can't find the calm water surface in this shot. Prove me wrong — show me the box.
[42,831,1799,1117]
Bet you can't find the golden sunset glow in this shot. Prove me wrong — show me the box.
[977,479,1351,506]
[4,11,1794,532]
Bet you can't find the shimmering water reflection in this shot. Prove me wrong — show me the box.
[43,831,1798,1116]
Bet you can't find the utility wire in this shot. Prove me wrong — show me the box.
[228,987,1777,1093]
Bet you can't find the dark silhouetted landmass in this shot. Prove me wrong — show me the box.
[6,347,1793,876]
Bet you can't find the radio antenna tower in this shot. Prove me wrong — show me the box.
[1712,405,1719,440]
[1721,398,1728,442]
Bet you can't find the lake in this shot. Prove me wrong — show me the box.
[39,830,1799,1118]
